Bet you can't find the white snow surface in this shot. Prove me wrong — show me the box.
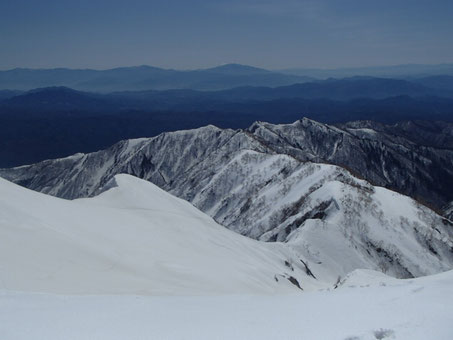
[0,174,313,295]
[1,173,453,339]
[1,269,452,340]
[1,169,453,296]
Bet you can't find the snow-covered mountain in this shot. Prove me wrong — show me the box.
[1,171,452,296]
[248,119,453,210]
[2,121,453,339]
[2,118,452,211]
[0,174,315,294]
[1,121,453,282]
[1,173,453,337]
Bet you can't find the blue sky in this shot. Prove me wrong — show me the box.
[1,0,452,69]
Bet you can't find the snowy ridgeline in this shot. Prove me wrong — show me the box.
[1,172,453,339]
[1,122,453,282]
[0,174,314,295]
[2,270,453,340]
[2,153,453,283]
[2,118,453,212]
[1,172,453,295]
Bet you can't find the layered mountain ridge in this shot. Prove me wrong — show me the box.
[2,81,453,168]
[3,118,452,210]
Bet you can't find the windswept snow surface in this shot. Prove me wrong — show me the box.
[1,270,453,340]
[0,174,314,295]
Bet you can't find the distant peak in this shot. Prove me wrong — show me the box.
[247,121,267,132]
[26,86,79,94]
[298,117,323,125]
[206,63,270,74]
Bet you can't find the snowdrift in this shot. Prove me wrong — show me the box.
[0,174,311,295]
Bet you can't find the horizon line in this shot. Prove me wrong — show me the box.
[1,61,453,72]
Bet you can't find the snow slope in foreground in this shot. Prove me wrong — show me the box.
[1,269,452,340]
[0,174,316,295]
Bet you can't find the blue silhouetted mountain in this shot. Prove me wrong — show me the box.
[411,75,453,92]
[0,64,313,92]
[0,87,117,117]
[279,63,453,79]
[203,63,272,75]
[0,90,23,101]
[211,77,446,100]
[1,76,453,119]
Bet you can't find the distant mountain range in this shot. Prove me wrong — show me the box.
[2,63,453,92]
[1,76,453,118]
[2,74,453,107]
[0,64,314,92]
[1,75,453,168]
[279,63,453,79]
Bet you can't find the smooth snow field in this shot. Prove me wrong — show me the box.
[1,270,453,340]
[0,174,310,295]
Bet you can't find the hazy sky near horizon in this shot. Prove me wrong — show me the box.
[1,0,452,70]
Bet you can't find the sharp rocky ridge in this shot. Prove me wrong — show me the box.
[2,118,452,209]
[1,118,453,280]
